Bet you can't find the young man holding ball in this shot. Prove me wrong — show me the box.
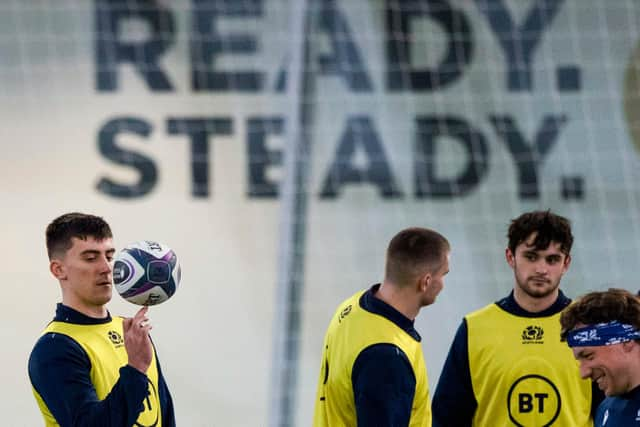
[28,212,175,426]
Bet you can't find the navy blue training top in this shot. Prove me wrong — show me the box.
[431,290,604,427]
[595,385,640,426]
[28,304,175,427]
[352,284,422,426]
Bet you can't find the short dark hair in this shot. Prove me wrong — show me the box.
[508,210,573,255]
[46,212,113,259]
[560,288,640,341]
[384,227,450,287]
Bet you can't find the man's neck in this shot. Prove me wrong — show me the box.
[62,299,108,319]
[513,287,559,313]
[375,282,419,320]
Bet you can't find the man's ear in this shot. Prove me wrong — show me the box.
[418,272,431,293]
[622,340,638,354]
[50,259,66,280]
[505,248,515,268]
[563,254,572,272]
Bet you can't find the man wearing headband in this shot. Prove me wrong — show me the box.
[561,288,640,425]
[433,210,603,426]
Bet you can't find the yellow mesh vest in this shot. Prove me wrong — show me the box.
[466,304,593,427]
[313,290,431,427]
[32,318,162,427]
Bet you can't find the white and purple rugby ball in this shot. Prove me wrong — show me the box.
[113,241,181,306]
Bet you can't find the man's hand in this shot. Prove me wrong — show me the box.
[122,306,153,374]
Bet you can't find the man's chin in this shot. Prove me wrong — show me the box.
[522,283,558,298]
[95,292,112,306]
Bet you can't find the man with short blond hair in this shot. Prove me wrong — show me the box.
[313,227,450,427]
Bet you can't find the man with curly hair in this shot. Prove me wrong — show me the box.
[561,288,640,426]
[433,210,603,426]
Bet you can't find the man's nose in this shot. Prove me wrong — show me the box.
[579,362,592,379]
[99,256,112,273]
[534,259,548,274]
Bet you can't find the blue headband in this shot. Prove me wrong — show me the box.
[567,321,640,347]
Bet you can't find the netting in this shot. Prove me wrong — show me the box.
[3,1,640,426]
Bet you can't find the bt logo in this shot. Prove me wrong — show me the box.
[507,374,560,427]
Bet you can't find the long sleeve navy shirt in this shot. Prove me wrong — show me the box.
[595,385,640,425]
[352,285,423,426]
[431,290,604,427]
[28,304,175,427]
